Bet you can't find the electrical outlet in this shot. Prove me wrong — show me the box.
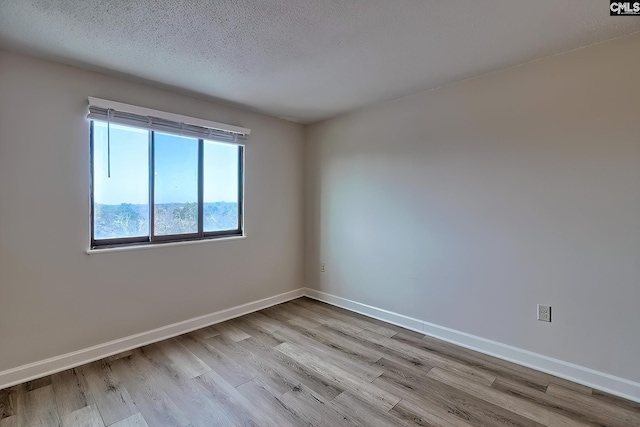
[537,304,551,322]
[320,263,326,273]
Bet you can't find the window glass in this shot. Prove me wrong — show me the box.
[153,132,199,236]
[204,141,240,232]
[93,122,149,239]
[91,121,243,248]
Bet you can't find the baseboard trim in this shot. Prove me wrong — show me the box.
[3,286,639,403]
[0,288,305,390]
[304,288,640,403]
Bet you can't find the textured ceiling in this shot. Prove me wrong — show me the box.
[1,1,639,123]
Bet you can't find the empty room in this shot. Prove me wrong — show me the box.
[1,1,639,426]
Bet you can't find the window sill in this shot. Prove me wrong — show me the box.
[86,235,246,255]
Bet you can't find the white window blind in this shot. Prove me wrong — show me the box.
[86,97,250,144]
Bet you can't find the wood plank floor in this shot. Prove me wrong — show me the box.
[1,297,639,427]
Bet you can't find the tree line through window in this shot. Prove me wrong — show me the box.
[91,121,243,247]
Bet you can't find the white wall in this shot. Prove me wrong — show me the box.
[306,33,640,383]
[0,50,305,372]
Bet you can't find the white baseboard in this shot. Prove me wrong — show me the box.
[304,288,640,403]
[0,288,305,390]
[3,286,639,404]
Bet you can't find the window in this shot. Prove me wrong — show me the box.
[89,99,247,249]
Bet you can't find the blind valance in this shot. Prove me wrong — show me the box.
[87,97,250,144]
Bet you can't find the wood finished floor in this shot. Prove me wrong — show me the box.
[1,298,639,427]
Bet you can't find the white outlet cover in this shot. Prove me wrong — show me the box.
[537,304,551,322]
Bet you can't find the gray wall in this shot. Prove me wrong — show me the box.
[0,50,305,372]
[306,33,640,382]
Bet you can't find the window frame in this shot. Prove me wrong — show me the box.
[89,121,244,249]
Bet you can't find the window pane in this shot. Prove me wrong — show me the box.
[154,132,199,235]
[203,141,240,232]
[93,122,149,240]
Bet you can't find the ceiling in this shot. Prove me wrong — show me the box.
[1,1,639,124]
